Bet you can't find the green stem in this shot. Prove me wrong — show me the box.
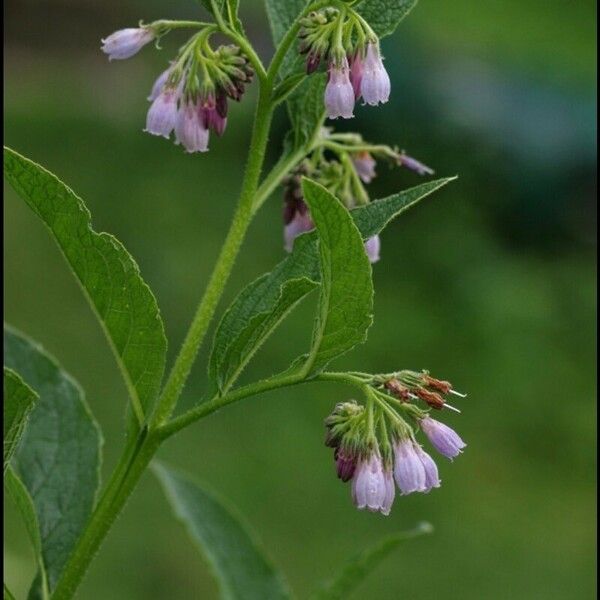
[51,429,159,600]
[159,371,365,439]
[152,86,274,427]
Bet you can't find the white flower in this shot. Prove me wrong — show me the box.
[101,28,154,61]
[324,56,355,120]
[351,451,393,515]
[175,101,209,153]
[145,89,179,139]
[393,438,426,495]
[360,43,391,106]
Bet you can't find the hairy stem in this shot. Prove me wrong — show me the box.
[51,429,159,600]
[159,371,366,439]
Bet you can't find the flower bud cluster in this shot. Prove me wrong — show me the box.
[323,371,467,515]
[101,24,253,153]
[297,8,391,120]
[282,130,433,263]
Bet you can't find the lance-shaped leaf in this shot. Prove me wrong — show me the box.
[357,0,419,38]
[4,326,102,595]
[4,584,17,600]
[153,462,291,600]
[5,467,49,598]
[311,522,433,600]
[3,147,167,423]
[208,178,454,391]
[3,367,38,473]
[210,276,318,393]
[301,179,374,374]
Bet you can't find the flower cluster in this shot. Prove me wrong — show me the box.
[102,25,253,153]
[324,371,466,515]
[298,9,391,120]
[282,130,434,263]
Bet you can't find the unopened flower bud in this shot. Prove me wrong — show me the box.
[101,27,155,61]
[420,417,466,460]
[335,446,358,482]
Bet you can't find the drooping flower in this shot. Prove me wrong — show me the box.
[420,417,466,460]
[324,56,355,119]
[398,153,435,176]
[364,235,381,264]
[101,27,155,61]
[414,444,441,492]
[351,451,394,515]
[360,43,390,106]
[174,99,209,153]
[393,438,426,495]
[352,151,377,183]
[145,88,180,138]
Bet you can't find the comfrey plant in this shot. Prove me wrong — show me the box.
[4,1,464,598]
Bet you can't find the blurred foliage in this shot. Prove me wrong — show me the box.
[4,0,596,599]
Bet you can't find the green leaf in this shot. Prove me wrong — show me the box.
[301,179,373,374]
[210,178,453,387]
[210,276,318,392]
[153,462,291,600]
[4,326,102,594]
[287,75,327,149]
[351,177,457,238]
[357,0,419,38]
[3,367,38,473]
[3,146,167,423]
[265,0,306,44]
[311,522,433,600]
[5,467,49,598]
[4,584,17,600]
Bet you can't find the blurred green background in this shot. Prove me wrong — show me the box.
[4,0,596,598]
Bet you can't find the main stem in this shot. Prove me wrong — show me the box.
[52,87,274,600]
